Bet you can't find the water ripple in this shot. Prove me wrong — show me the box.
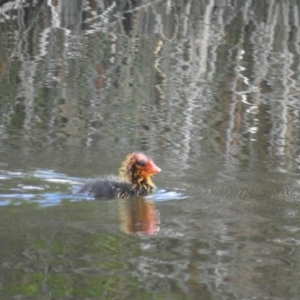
[190,170,300,203]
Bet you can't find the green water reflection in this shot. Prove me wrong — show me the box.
[0,201,212,299]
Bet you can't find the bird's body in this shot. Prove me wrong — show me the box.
[78,153,161,199]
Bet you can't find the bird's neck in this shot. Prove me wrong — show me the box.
[126,172,155,192]
[131,179,155,194]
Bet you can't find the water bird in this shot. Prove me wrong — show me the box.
[78,153,161,199]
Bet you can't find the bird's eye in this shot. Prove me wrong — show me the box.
[137,160,146,167]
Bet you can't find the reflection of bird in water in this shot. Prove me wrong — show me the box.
[119,197,160,236]
[78,153,161,199]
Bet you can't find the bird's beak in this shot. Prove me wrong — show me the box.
[147,160,161,174]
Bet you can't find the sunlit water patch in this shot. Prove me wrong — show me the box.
[0,169,84,206]
[146,189,187,202]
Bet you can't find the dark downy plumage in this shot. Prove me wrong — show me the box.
[78,153,161,199]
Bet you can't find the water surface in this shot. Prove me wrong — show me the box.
[0,1,300,299]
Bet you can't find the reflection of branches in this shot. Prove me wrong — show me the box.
[0,1,300,172]
[83,1,116,24]
[153,37,165,101]
[122,0,163,15]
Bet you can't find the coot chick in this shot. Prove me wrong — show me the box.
[78,153,161,199]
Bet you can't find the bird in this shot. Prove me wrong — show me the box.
[78,152,161,199]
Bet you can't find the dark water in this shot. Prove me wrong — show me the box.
[1,1,300,299]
